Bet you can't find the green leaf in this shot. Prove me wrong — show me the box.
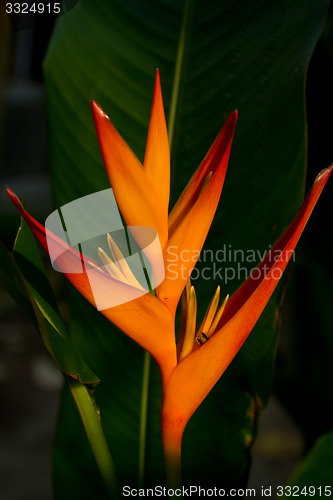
[13,218,67,338]
[0,242,36,323]
[10,218,99,384]
[42,0,330,492]
[286,430,333,497]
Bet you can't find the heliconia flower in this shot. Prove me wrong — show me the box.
[7,70,332,487]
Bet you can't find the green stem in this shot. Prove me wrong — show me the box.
[165,451,182,496]
[168,0,195,155]
[66,376,119,498]
[161,416,183,498]
[138,351,151,487]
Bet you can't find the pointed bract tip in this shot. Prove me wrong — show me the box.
[153,68,162,95]
[90,100,109,120]
[318,164,333,178]
[154,68,161,86]
[230,109,238,124]
[313,164,333,187]
[6,187,21,207]
[218,109,238,139]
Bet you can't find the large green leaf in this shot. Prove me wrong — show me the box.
[0,241,36,323]
[285,430,333,498]
[42,0,329,493]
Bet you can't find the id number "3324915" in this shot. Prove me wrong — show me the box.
[277,485,332,497]
[5,3,61,14]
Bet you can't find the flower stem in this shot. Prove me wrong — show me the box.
[138,351,151,487]
[161,412,183,495]
[66,376,119,498]
[165,447,182,494]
